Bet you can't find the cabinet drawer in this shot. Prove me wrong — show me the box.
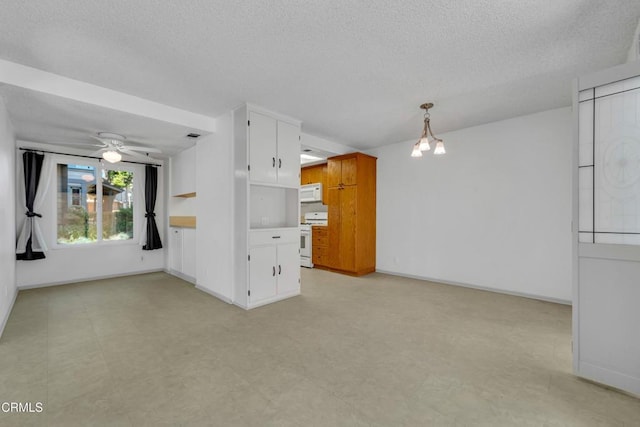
[312,226,327,236]
[250,228,298,246]
[312,234,328,247]
[313,246,328,265]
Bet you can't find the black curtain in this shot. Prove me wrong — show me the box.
[143,164,162,250]
[17,152,45,260]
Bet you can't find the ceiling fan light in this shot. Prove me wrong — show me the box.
[411,143,423,158]
[102,150,122,163]
[434,140,446,155]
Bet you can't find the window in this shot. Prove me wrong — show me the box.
[57,162,135,244]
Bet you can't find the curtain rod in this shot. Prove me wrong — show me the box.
[18,147,162,167]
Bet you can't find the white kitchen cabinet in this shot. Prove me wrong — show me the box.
[248,231,300,307]
[233,104,301,309]
[248,111,300,187]
[169,227,183,272]
[168,226,196,284]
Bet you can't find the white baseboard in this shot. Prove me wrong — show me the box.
[165,269,196,285]
[578,361,640,398]
[17,269,165,290]
[195,285,233,304]
[0,287,18,340]
[375,269,572,306]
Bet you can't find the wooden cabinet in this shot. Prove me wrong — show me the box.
[326,152,376,276]
[301,163,328,204]
[312,226,328,267]
[248,111,300,187]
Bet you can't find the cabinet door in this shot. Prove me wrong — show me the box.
[338,186,357,271]
[341,157,357,186]
[169,228,183,272]
[276,120,300,187]
[327,159,341,188]
[182,228,196,278]
[249,112,277,184]
[327,187,341,268]
[249,245,278,304]
[277,242,300,295]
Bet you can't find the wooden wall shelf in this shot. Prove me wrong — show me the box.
[173,192,196,198]
[169,216,196,228]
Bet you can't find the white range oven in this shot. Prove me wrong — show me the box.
[300,212,328,267]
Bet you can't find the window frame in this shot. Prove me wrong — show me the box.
[52,154,143,249]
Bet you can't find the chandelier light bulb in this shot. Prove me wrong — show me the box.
[411,143,423,157]
[434,140,446,155]
[419,136,430,151]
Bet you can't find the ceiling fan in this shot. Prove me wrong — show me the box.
[90,132,161,163]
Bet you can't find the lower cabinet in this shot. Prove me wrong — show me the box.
[312,226,329,267]
[169,227,196,283]
[248,229,300,308]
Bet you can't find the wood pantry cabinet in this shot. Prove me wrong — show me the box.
[326,152,376,276]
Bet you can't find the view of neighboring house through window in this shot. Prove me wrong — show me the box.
[57,163,134,244]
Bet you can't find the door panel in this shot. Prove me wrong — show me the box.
[327,187,341,268]
[276,120,300,187]
[339,186,357,271]
[327,159,341,188]
[277,242,300,295]
[249,246,277,303]
[341,157,358,186]
[249,112,277,184]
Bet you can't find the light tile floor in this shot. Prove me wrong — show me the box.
[0,270,639,426]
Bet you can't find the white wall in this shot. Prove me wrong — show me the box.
[16,144,165,288]
[627,18,640,63]
[301,132,356,155]
[195,113,234,302]
[0,99,17,336]
[369,107,573,303]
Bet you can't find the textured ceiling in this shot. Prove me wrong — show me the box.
[1,1,639,150]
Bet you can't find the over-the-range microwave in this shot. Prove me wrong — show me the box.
[300,183,323,203]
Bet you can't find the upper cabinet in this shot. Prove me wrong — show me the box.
[248,111,300,187]
[171,145,196,197]
[301,163,328,203]
[327,156,357,187]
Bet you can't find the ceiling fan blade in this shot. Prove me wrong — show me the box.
[89,149,106,156]
[121,145,162,153]
[119,148,159,161]
[90,135,109,146]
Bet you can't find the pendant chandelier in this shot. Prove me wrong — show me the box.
[411,102,445,157]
